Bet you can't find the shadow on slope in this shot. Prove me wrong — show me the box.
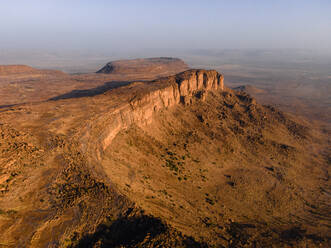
[48,81,132,101]
[0,103,18,109]
[74,214,205,248]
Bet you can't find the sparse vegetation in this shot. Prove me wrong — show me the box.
[0,209,18,215]
[0,65,329,248]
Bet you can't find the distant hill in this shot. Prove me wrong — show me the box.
[0,64,65,76]
[0,65,40,75]
[96,57,188,75]
[233,84,265,94]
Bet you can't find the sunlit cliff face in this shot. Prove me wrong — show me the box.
[98,70,224,150]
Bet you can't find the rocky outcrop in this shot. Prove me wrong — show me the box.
[96,57,188,75]
[100,69,224,150]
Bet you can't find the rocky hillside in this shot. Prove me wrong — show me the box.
[96,57,188,76]
[0,69,330,247]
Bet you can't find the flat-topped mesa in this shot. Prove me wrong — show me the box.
[96,57,188,75]
[98,69,224,150]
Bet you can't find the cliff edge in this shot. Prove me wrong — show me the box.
[95,69,224,150]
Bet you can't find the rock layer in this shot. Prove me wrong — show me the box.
[100,69,224,150]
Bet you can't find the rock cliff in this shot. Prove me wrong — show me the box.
[99,69,224,150]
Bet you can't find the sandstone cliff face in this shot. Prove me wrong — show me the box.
[99,69,224,150]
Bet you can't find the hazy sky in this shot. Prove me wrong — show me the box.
[1,0,331,53]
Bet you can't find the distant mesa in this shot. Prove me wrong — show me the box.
[233,84,265,94]
[96,57,189,75]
